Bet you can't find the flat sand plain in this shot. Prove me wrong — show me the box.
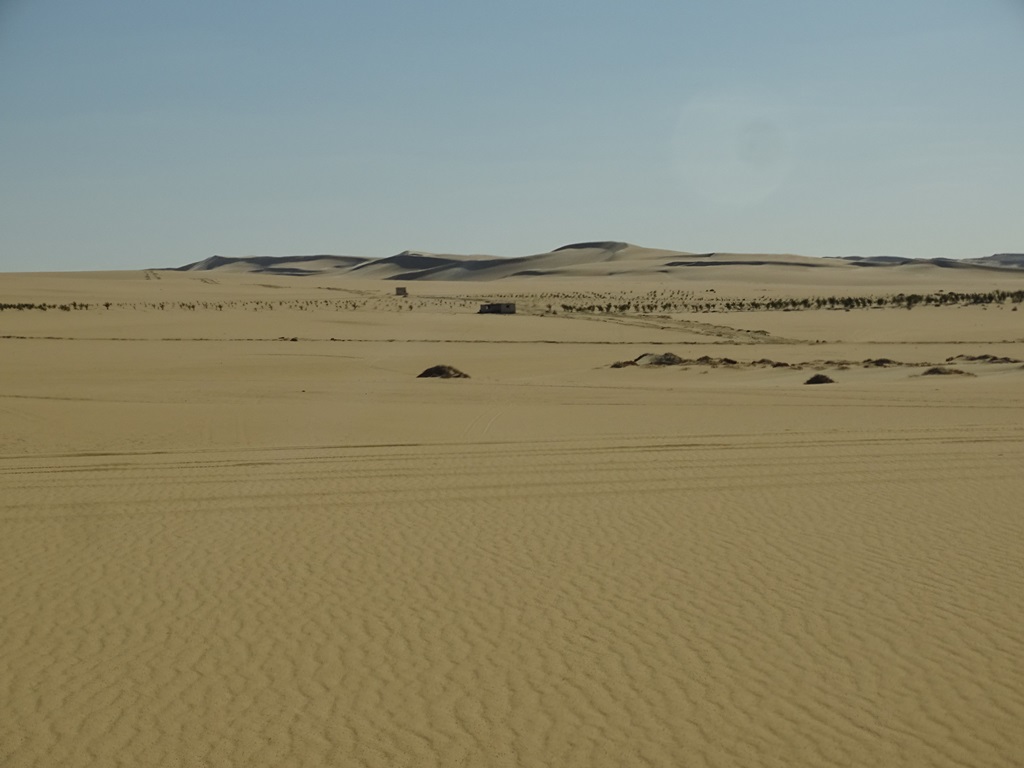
[3,268,1024,767]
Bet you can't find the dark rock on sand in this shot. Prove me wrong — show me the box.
[804,374,835,385]
[418,365,470,379]
[633,352,686,366]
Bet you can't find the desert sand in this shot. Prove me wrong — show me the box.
[3,249,1024,767]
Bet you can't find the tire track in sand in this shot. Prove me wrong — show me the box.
[2,430,1023,767]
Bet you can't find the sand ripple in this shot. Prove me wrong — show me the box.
[3,431,1024,766]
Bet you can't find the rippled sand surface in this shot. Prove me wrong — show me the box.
[3,270,1024,767]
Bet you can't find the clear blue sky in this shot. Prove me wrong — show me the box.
[1,0,1022,270]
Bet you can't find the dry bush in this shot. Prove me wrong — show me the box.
[804,374,835,385]
[417,365,470,379]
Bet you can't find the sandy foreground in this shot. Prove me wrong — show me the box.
[2,268,1024,767]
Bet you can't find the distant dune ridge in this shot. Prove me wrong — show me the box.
[173,242,1024,280]
[177,254,368,276]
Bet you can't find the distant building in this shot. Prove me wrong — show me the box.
[395,286,408,296]
[479,302,516,314]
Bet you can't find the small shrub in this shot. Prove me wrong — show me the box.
[804,374,835,385]
[418,365,470,379]
[634,352,685,366]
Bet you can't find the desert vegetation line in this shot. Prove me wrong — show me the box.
[552,289,1024,314]
[2,288,1024,314]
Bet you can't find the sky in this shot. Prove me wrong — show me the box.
[1,0,1023,271]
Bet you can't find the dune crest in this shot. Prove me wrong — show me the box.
[174,243,1024,281]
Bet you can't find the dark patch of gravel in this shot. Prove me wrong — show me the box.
[946,354,1021,364]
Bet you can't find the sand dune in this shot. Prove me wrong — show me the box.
[176,254,369,276]
[2,267,1024,766]
[175,242,1024,282]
